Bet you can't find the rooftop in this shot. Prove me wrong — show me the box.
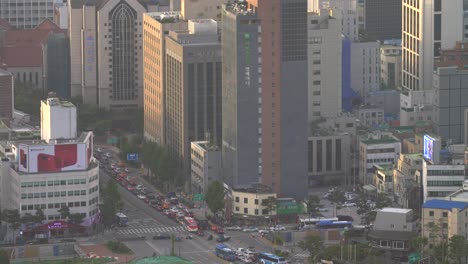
[361,136,399,145]
[191,141,219,151]
[379,208,412,214]
[447,189,468,201]
[404,153,423,160]
[232,184,274,194]
[224,2,256,16]
[422,199,468,211]
[146,11,181,23]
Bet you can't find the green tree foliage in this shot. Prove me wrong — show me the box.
[411,236,428,257]
[35,208,45,223]
[0,248,10,264]
[106,241,132,254]
[262,196,278,224]
[319,243,371,262]
[141,141,181,188]
[3,209,21,244]
[58,206,71,220]
[20,213,36,225]
[298,234,324,262]
[69,213,85,225]
[205,181,225,215]
[14,82,43,117]
[449,235,468,264]
[327,190,345,215]
[304,195,322,217]
[100,181,123,227]
[70,96,112,135]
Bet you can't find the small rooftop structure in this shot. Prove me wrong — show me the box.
[232,184,274,194]
[379,208,412,214]
[422,199,468,211]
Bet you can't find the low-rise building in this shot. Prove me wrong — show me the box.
[190,141,222,193]
[231,185,276,223]
[368,208,416,253]
[393,153,423,213]
[373,164,393,193]
[380,43,402,89]
[359,132,401,185]
[422,199,468,242]
[354,105,384,128]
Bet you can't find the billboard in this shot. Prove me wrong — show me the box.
[18,143,88,173]
[82,132,94,165]
[423,135,441,164]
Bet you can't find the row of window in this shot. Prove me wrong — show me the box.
[21,201,88,211]
[426,170,464,176]
[89,185,99,194]
[21,178,90,188]
[234,207,269,215]
[367,158,394,163]
[427,181,463,187]
[234,196,274,205]
[21,190,88,199]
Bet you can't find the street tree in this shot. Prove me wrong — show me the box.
[69,213,85,225]
[304,195,321,217]
[35,208,45,223]
[205,180,225,215]
[58,206,70,220]
[375,193,392,209]
[20,213,36,225]
[298,234,324,262]
[449,235,468,264]
[262,196,278,225]
[0,248,10,264]
[327,190,345,216]
[101,181,123,227]
[3,209,21,244]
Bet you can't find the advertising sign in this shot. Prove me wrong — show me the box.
[423,135,441,164]
[18,143,88,173]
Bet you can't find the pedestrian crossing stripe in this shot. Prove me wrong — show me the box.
[116,226,187,235]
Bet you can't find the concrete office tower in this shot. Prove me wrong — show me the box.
[308,9,342,121]
[143,12,186,144]
[350,41,380,102]
[246,0,308,198]
[400,0,466,126]
[221,4,262,187]
[68,0,145,110]
[181,0,227,20]
[364,0,401,41]
[40,95,77,143]
[0,0,55,29]
[380,42,402,89]
[433,67,468,144]
[165,19,222,170]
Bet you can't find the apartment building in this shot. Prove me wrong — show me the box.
[422,199,468,242]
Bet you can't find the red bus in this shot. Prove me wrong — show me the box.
[183,217,198,232]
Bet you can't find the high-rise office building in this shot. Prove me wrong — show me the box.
[221,3,262,186]
[308,9,342,121]
[68,0,146,110]
[309,0,358,41]
[0,0,55,29]
[364,0,401,41]
[246,0,308,198]
[143,12,186,144]
[400,0,467,125]
[165,19,222,170]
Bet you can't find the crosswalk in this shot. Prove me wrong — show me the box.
[116,226,187,235]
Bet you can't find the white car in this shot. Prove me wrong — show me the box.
[105,152,112,157]
[239,256,255,263]
[342,202,356,207]
[317,207,329,212]
[124,168,130,173]
[258,229,270,234]
[136,185,144,190]
[242,227,259,232]
[226,226,243,231]
[270,225,286,231]
[137,194,147,200]
[236,248,247,256]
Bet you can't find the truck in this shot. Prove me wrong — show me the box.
[116,212,128,227]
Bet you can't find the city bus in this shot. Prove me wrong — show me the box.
[215,244,237,261]
[115,212,128,227]
[315,220,352,229]
[183,217,199,232]
[298,217,338,229]
[258,252,287,264]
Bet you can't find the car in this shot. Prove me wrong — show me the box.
[137,194,147,200]
[136,185,144,191]
[153,233,171,240]
[342,202,356,207]
[270,225,286,231]
[337,215,354,222]
[155,205,163,211]
[236,248,247,256]
[176,212,185,218]
[196,230,205,236]
[239,256,255,263]
[317,207,329,212]
[127,186,136,191]
[226,226,243,231]
[131,189,140,195]
[124,168,130,173]
[258,229,270,234]
[216,228,224,234]
[120,181,128,187]
[143,198,150,203]
[242,226,258,232]
[216,234,231,242]
[105,152,112,157]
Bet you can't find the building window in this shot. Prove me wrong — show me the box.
[262,209,268,215]
[254,199,259,205]
[235,197,239,202]
[429,211,434,217]
[390,224,395,229]
[442,223,448,228]
[255,209,259,215]
[244,198,248,204]
[244,208,248,214]
[442,212,448,217]
[235,207,239,211]
[380,240,389,247]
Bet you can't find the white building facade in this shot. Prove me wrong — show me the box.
[190,141,222,193]
[380,44,402,89]
[307,9,342,121]
[351,41,381,103]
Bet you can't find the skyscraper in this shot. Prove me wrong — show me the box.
[68,0,146,111]
[400,0,466,125]
[164,19,222,170]
[364,0,401,41]
[222,3,262,186]
[143,12,186,144]
[246,0,308,198]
